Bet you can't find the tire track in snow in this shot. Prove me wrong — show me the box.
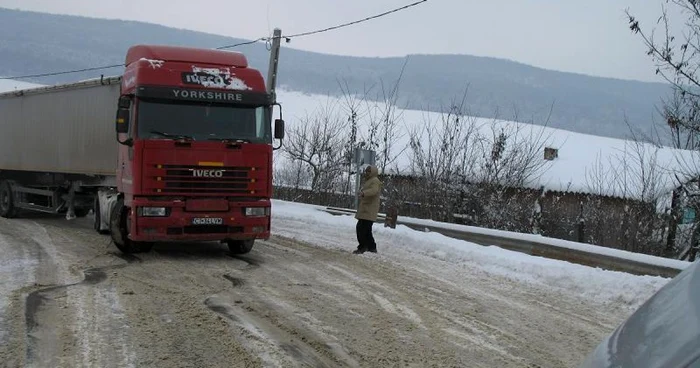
[204,295,354,368]
[0,230,38,345]
[23,242,141,367]
[70,283,138,368]
[0,219,64,367]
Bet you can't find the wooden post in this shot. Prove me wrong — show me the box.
[577,201,585,243]
[384,207,398,229]
[666,187,681,253]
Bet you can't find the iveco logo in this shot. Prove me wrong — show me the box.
[191,169,224,178]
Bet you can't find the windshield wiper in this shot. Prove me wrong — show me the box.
[149,131,195,141]
[206,138,251,143]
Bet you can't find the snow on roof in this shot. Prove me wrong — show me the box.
[0,78,43,92]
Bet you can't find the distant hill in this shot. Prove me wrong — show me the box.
[0,8,673,140]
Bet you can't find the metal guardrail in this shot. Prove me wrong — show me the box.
[322,207,685,278]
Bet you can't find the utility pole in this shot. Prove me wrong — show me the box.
[266,28,282,104]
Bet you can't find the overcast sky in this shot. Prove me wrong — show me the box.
[0,0,680,82]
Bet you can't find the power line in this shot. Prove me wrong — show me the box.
[283,0,427,39]
[0,64,123,80]
[216,0,429,48]
[215,38,267,50]
[1,0,429,80]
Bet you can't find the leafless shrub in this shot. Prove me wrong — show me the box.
[282,98,347,201]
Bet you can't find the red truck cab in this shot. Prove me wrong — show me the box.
[107,45,283,254]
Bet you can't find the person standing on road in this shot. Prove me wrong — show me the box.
[353,165,382,254]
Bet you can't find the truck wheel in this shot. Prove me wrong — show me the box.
[109,199,153,254]
[0,181,18,218]
[227,239,254,255]
[93,197,109,235]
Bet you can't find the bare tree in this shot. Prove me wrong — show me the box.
[409,88,476,181]
[407,88,555,226]
[585,151,618,197]
[627,1,700,257]
[334,61,412,215]
[406,87,479,220]
[283,98,347,197]
[374,58,410,175]
[341,58,413,178]
[468,111,554,232]
[272,159,311,190]
[474,116,554,189]
[338,79,372,195]
[583,136,669,254]
[627,3,700,170]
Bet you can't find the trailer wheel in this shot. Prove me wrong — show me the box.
[0,181,18,218]
[109,199,153,254]
[227,239,254,255]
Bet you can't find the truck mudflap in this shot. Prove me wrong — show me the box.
[95,188,119,233]
[127,198,271,242]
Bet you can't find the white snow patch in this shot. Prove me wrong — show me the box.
[139,58,164,69]
[191,65,252,90]
[0,78,43,92]
[123,76,136,88]
[372,293,423,325]
[443,327,515,358]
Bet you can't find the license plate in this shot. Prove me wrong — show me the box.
[191,217,223,225]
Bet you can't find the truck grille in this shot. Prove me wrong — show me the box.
[153,165,257,194]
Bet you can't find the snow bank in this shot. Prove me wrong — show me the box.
[395,216,692,271]
[271,199,673,310]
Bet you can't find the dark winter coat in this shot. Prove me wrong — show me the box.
[356,165,382,221]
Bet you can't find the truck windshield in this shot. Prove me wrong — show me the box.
[136,99,270,143]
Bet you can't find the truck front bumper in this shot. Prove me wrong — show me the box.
[128,198,271,243]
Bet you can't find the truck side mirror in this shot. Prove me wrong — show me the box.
[274,119,285,140]
[116,108,130,134]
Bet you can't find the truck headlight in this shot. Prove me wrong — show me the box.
[138,207,168,217]
[244,207,270,217]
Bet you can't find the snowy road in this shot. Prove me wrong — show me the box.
[0,201,670,367]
